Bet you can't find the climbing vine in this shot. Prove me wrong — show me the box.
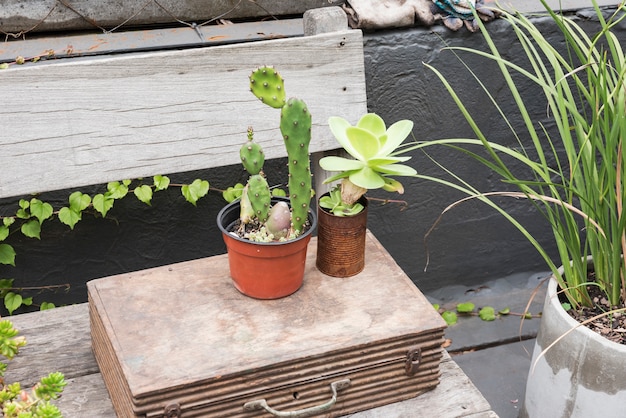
[0,176,220,314]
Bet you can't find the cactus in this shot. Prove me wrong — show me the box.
[249,66,313,235]
[247,174,271,223]
[238,127,271,226]
[240,127,264,175]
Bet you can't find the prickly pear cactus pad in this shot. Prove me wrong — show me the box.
[249,67,286,109]
[240,127,265,175]
[248,66,313,236]
[280,98,312,234]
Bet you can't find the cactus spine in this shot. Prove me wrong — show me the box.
[249,66,312,234]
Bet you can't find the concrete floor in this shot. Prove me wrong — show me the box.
[426,271,550,418]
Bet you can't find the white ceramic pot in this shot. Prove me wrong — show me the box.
[521,275,626,417]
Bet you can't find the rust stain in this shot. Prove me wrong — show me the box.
[208,35,228,41]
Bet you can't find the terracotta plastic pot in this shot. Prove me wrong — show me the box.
[217,197,317,299]
[316,194,368,277]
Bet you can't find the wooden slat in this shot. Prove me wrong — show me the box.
[0,29,366,199]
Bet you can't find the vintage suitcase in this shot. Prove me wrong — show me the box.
[88,231,447,417]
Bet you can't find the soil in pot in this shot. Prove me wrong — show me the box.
[316,194,368,278]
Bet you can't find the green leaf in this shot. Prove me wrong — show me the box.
[20,220,41,239]
[93,194,115,217]
[456,302,475,313]
[271,188,287,197]
[0,279,13,289]
[4,292,22,315]
[432,304,440,311]
[0,244,16,266]
[479,306,496,321]
[441,310,458,326]
[68,191,91,212]
[499,307,511,315]
[0,226,8,242]
[134,185,153,205]
[153,175,170,191]
[107,181,129,199]
[16,200,32,220]
[122,179,132,187]
[3,217,14,227]
[182,179,209,206]
[18,199,29,210]
[40,302,56,311]
[29,199,53,224]
[58,207,81,230]
[561,302,572,311]
[21,297,32,306]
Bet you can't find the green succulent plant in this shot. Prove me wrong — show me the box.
[318,113,416,215]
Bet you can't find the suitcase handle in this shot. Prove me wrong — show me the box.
[242,378,351,417]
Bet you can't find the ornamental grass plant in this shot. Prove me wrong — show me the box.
[411,0,626,311]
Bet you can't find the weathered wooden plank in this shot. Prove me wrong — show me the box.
[54,373,115,418]
[0,0,341,33]
[5,303,96,388]
[0,29,366,199]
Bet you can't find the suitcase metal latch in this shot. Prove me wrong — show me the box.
[164,401,182,418]
[405,347,422,376]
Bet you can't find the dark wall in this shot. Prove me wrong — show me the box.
[1,9,620,313]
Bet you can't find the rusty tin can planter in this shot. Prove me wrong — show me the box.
[217,197,317,300]
[316,193,368,277]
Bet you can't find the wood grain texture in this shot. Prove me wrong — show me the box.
[6,305,496,417]
[0,29,366,198]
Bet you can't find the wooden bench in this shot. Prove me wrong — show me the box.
[1,7,497,417]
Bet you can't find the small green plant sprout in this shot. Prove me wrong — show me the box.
[435,302,537,326]
[232,66,313,241]
[318,113,416,216]
[0,319,66,417]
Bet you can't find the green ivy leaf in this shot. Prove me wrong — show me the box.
[441,310,458,326]
[182,179,209,206]
[18,199,29,210]
[134,185,153,206]
[4,292,22,315]
[0,244,16,266]
[432,304,440,311]
[154,175,170,191]
[68,191,91,212]
[3,218,14,227]
[107,181,129,199]
[93,194,115,217]
[29,199,53,224]
[499,307,511,315]
[561,302,572,311]
[21,297,32,306]
[40,302,56,311]
[479,306,496,321]
[58,207,82,230]
[0,279,13,289]
[122,179,132,187]
[0,226,8,242]
[456,302,475,313]
[20,220,41,239]
[271,188,287,197]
